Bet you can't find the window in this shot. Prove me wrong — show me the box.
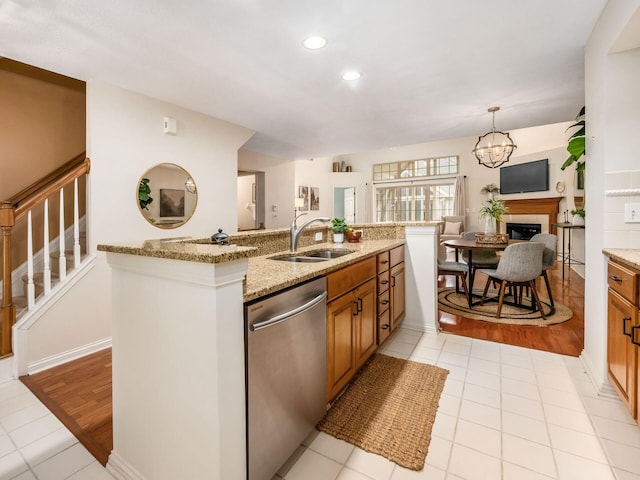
[373,156,458,222]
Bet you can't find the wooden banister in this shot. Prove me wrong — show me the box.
[0,153,90,358]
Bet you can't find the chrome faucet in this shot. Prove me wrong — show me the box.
[290,212,330,252]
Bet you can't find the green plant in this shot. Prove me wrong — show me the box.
[138,177,153,210]
[561,106,585,173]
[479,198,508,222]
[331,217,348,233]
[570,208,585,219]
[480,183,500,195]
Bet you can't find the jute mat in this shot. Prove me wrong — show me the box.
[438,287,573,326]
[317,353,448,471]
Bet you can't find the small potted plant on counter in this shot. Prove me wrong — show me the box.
[331,218,348,243]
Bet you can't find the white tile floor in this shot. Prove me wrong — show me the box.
[280,329,640,480]
[0,380,112,480]
[4,329,640,480]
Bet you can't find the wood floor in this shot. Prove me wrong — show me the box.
[439,260,585,356]
[18,260,584,466]
[20,348,113,466]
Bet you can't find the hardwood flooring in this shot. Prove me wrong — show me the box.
[439,261,584,356]
[20,348,112,466]
[17,260,584,466]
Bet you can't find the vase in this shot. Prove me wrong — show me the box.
[484,217,497,234]
[572,215,585,226]
[333,233,344,243]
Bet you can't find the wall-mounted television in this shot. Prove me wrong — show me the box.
[499,159,549,194]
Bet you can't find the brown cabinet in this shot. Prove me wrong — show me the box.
[390,245,406,331]
[607,260,639,421]
[326,257,377,402]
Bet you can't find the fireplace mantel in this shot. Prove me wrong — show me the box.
[502,197,562,235]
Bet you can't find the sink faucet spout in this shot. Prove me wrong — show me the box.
[290,213,331,252]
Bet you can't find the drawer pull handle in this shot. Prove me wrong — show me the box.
[353,301,359,316]
[610,275,622,283]
[380,260,389,264]
[632,326,640,347]
[381,324,390,330]
[623,316,632,337]
[380,280,389,285]
[381,300,389,305]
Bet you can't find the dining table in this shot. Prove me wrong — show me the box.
[442,238,525,308]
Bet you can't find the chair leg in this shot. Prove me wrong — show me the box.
[481,276,492,305]
[459,273,470,299]
[542,271,554,307]
[496,280,507,318]
[529,280,546,320]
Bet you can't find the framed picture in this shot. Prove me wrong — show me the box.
[160,189,185,217]
[310,187,320,211]
[298,186,309,211]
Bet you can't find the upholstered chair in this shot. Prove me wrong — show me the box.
[440,215,465,242]
[460,231,500,289]
[438,259,470,299]
[530,233,558,307]
[479,242,546,319]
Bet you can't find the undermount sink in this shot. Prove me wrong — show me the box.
[270,249,354,263]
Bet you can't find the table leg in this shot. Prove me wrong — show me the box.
[454,248,460,293]
[561,228,566,280]
[568,228,572,273]
[467,250,474,308]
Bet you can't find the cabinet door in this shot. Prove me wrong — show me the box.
[354,279,377,370]
[607,288,637,417]
[326,293,357,402]
[390,262,406,330]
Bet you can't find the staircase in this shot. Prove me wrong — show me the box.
[1,154,91,358]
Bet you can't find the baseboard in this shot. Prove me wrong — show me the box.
[0,357,14,383]
[579,348,616,398]
[402,319,440,336]
[25,337,111,375]
[106,452,146,480]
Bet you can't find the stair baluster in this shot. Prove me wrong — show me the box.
[58,188,66,281]
[73,179,81,269]
[43,198,51,295]
[26,211,35,309]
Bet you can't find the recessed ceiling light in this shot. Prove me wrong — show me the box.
[303,36,327,49]
[342,71,361,81]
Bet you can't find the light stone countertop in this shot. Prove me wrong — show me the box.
[603,248,640,271]
[97,238,258,263]
[243,239,405,302]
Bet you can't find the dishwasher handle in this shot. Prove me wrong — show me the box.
[250,291,328,332]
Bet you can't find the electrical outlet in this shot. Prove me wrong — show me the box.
[314,232,323,241]
[624,203,640,223]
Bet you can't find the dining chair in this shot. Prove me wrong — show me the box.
[479,242,546,319]
[438,259,470,299]
[530,233,558,307]
[460,231,500,289]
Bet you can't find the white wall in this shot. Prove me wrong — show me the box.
[583,0,640,392]
[237,174,256,230]
[24,81,254,367]
[238,149,295,229]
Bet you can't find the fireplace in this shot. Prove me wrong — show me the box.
[507,223,542,240]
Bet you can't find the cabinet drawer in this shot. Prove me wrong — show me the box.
[327,257,377,301]
[377,289,390,313]
[390,245,405,267]
[608,261,639,305]
[377,251,390,272]
[378,309,391,345]
[377,271,390,294]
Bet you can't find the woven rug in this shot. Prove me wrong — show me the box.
[317,353,448,471]
[438,287,573,326]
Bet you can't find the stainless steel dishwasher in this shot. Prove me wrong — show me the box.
[244,276,327,480]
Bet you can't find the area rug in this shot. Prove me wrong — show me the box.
[317,353,448,471]
[438,287,573,326]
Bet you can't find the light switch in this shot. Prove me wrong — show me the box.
[163,116,177,135]
[624,203,640,223]
[314,232,323,241]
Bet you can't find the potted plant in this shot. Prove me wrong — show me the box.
[480,183,500,200]
[570,208,585,226]
[561,106,586,174]
[331,217,348,243]
[479,198,508,234]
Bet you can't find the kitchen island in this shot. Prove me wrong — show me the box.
[98,223,439,480]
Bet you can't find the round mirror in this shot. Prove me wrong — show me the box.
[137,163,197,229]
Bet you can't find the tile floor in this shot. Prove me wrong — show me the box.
[0,380,112,480]
[3,329,640,480]
[280,329,640,480]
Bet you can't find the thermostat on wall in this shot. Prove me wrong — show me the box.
[163,116,177,135]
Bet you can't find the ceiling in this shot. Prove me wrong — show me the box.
[0,0,607,160]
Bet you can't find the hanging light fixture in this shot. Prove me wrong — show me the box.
[472,106,517,169]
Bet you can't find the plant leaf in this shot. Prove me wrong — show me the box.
[561,155,577,170]
[567,137,585,157]
[576,161,585,172]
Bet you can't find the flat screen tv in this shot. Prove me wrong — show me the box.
[499,159,549,194]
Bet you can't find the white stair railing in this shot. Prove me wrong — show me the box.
[43,198,51,295]
[26,211,35,309]
[73,179,80,269]
[58,188,66,281]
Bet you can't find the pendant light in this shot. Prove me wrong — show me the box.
[472,106,517,168]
